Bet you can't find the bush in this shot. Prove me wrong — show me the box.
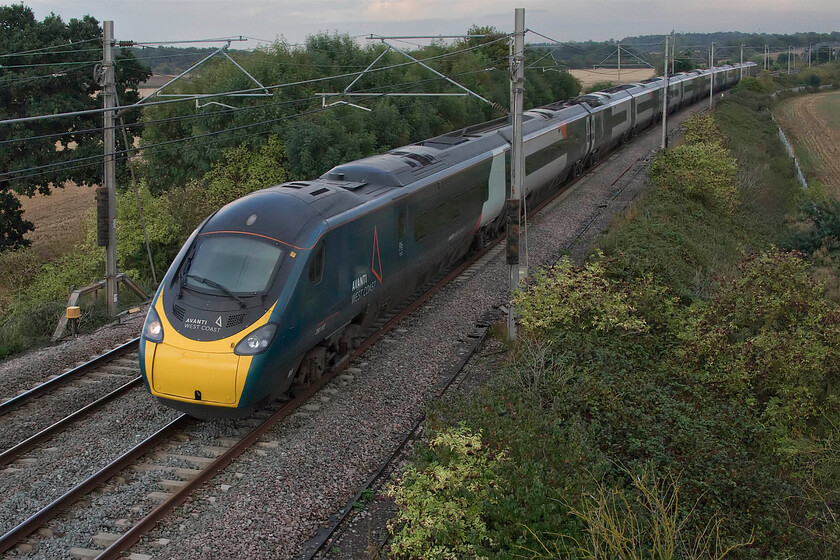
[387,427,508,559]
[649,142,738,215]
[512,255,650,338]
[733,75,766,93]
[682,249,840,444]
[681,113,724,146]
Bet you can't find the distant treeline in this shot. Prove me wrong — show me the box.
[128,46,220,76]
[133,32,840,78]
[531,31,840,70]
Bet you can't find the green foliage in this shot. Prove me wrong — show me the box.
[387,426,507,559]
[682,249,840,443]
[0,5,150,198]
[0,246,44,317]
[680,113,723,147]
[786,199,840,257]
[0,239,104,358]
[0,187,33,251]
[733,76,765,93]
[558,468,753,560]
[138,30,579,193]
[799,70,822,89]
[116,182,181,280]
[513,255,652,337]
[165,135,289,238]
[649,142,738,215]
[0,4,150,250]
[784,199,840,299]
[404,75,835,559]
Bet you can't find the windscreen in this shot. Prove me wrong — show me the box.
[186,234,284,294]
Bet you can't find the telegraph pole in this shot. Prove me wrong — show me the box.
[103,21,118,316]
[740,43,744,79]
[788,46,791,74]
[709,41,715,109]
[507,7,525,341]
[661,33,669,149]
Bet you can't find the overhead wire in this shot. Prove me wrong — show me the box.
[2,52,510,183]
[0,34,511,127]
[0,61,96,86]
[2,49,507,150]
[0,37,100,58]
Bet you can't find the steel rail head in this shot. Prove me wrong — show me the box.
[0,338,140,418]
[0,377,143,467]
[94,373,337,560]
[0,414,189,554]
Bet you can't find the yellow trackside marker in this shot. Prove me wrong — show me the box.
[290,251,297,258]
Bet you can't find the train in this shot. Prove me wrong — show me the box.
[140,61,759,418]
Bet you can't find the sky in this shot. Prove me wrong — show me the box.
[16,0,840,48]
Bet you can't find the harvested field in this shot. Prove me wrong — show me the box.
[19,182,95,260]
[570,67,656,88]
[775,90,840,196]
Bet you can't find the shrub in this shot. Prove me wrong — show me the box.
[649,142,738,215]
[512,254,650,338]
[116,181,181,281]
[559,467,753,560]
[682,249,840,446]
[681,113,724,146]
[387,426,508,559]
[733,75,766,93]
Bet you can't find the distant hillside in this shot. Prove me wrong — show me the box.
[127,46,231,76]
[531,31,840,69]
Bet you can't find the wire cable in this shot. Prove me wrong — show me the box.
[0,38,100,58]
[0,35,510,127]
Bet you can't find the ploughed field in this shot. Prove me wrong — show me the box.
[19,182,96,260]
[776,90,840,196]
[569,67,655,88]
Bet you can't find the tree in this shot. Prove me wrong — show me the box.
[0,189,33,251]
[0,5,150,251]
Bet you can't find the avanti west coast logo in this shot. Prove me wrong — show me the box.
[184,315,223,332]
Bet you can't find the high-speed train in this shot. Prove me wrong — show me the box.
[140,62,758,418]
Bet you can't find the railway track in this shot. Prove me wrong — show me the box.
[0,339,140,418]
[0,340,143,467]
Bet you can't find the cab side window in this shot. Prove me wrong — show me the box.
[309,242,325,284]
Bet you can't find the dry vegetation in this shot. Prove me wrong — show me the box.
[19,181,95,260]
[775,90,840,197]
[570,67,655,88]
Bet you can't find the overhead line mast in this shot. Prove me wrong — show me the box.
[103,21,118,316]
[507,7,525,341]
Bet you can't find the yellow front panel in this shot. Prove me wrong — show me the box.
[152,344,240,404]
[146,293,275,407]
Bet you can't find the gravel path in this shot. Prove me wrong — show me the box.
[0,103,703,559]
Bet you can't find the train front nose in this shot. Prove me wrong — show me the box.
[150,342,243,404]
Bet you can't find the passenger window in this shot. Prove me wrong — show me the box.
[309,242,325,284]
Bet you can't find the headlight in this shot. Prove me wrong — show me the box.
[142,307,164,343]
[234,323,278,356]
